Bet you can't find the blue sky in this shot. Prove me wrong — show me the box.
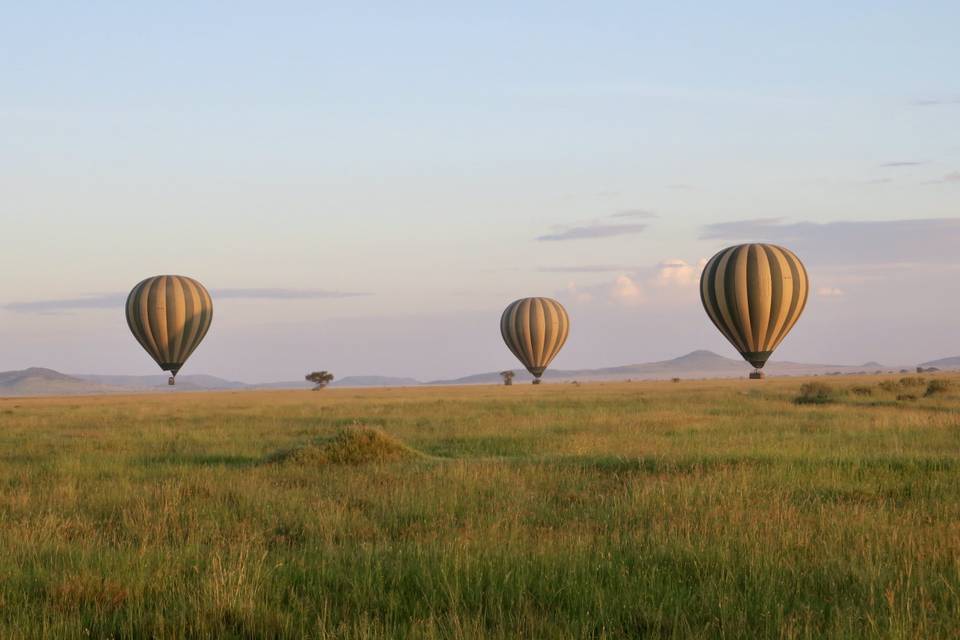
[1,2,958,381]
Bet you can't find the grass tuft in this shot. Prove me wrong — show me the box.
[794,381,838,405]
[267,425,421,465]
[924,379,951,397]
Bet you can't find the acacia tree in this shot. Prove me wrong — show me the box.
[306,371,334,390]
[500,370,515,386]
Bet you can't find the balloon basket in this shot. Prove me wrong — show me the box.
[749,370,765,380]
[168,376,176,386]
[532,378,541,385]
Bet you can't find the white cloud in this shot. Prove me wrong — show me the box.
[537,223,648,241]
[817,287,845,297]
[701,217,960,266]
[565,281,593,303]
[611,275,644,305]
[2,288,370,314]
[652,258,707,288]
[558,258,709,309]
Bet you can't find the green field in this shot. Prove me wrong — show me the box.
[0,376,958,639]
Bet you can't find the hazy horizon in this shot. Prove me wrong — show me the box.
[3,3,959,383]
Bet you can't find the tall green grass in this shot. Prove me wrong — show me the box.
[0,376,958,638]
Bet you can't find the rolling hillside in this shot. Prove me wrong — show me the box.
[0,350,924,396]
[919,356,960,369]
[0,368,122,396]
[429,350,903,385]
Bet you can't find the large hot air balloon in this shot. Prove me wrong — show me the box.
[500,297,569,384]
[700,244,808,379]
[125,275,213,385]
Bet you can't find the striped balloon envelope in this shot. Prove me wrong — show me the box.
[700,244,808,371]
[500,297,570,383]
[125,275,213,384]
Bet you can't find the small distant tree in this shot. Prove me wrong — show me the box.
[500,370,515,386]
[306,371,334,390]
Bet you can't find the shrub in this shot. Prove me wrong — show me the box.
[897,393,918,402]
[267,426,420,466]
[878,380,900,393]
[850,385,873,397]
[795,382,836,405]
[899,376,925,387]
[925,379,951,397]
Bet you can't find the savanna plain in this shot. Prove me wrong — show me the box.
[0,376,958,639]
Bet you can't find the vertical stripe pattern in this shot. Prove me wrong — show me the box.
[700,244,808,369]
[125,275,213,377]
[500,297,569,378]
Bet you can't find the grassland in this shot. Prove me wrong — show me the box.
[0,375,958,639]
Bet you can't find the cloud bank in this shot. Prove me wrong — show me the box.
[560,259,706,308]
[701,217,960,265]
[913,98,960,107]
[539,265,639,273]
[3,288,371,314]
[536,223,648,241]
[879,161,926,168]
[609,209,657,219]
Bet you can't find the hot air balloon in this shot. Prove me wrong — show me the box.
[500,297,569,384]
[700,244,808,379]
[125,275,213,385]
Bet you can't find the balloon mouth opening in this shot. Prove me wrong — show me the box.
[741,351,772,370]
[527,367,545,378]
[160,364,182,377]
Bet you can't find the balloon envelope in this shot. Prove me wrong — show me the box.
[500,297,569,379]
[125,275,213,377]
[700,244,808,369]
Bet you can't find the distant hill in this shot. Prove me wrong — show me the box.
[0,349,934,397]
[429,350,901,385]
[2,369,425,395]
[249,380,312,390]
[0,368,123,396]
[255,376,421,389]
[919,356,960,370]
[331,376,421,388]
[75,373,248,391]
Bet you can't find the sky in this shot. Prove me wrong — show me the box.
[1,2,959,382]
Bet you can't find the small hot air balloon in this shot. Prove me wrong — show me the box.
[500,297,569,384]
[125,275,213,385]
[700,244,808,379]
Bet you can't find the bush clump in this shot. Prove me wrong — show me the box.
[877,376,951,399]
[878,380,899,393]
[795,382,837,405]
[925,379,951,397]
[850,385,873,397]
[267,426,420,466]
[899,376,926,387]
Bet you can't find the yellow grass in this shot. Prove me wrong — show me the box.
[0,375,958,638]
